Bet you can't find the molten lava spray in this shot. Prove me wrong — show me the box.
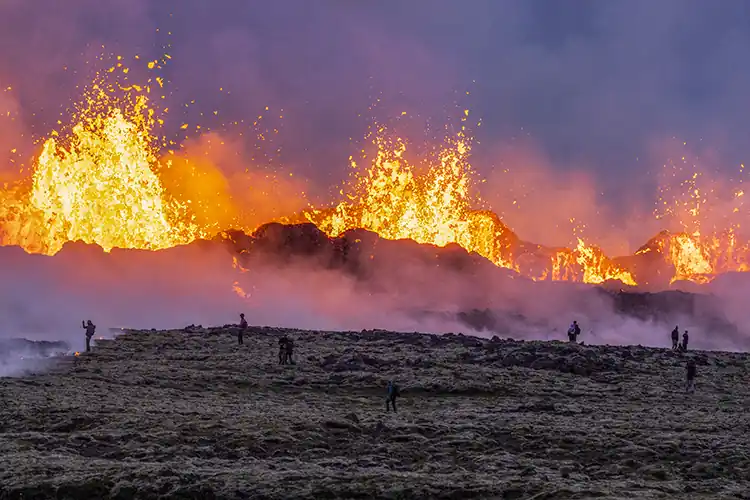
[0,59,205,255]
[1,56,750,290]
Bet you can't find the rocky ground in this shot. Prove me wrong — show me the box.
[1,327,750,499]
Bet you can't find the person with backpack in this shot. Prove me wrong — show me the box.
[671,326,680,350]
[386,380,400,412]
[567,321,581,343]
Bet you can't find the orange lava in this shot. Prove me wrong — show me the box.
[1,59,749,289]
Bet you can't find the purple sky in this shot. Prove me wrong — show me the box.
[1,0,749,250]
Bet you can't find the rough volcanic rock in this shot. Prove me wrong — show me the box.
[2,327,750,499]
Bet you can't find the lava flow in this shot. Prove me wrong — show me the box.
[1,60,750,289]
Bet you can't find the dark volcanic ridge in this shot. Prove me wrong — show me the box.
[214,222,744,346]
[1,221,746,349]
[2,326,750,499]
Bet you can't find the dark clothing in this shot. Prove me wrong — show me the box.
[278,337,288,364]
[285,339,294,364]
[671,328,679,350]
[568,323,581,343]
[238,316,247,345]
[386,395,397,412]
[686,362,696,393]
[682,333,689,351]
[82,321,95,353]
[386,382,399,412]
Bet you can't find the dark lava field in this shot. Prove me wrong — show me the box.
[2,326,750,499]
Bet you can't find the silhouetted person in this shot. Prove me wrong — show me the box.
[285,337,295,365]
[568,321,581,343]
[386,380,400,412]
[682,330,689,351]
[238,313,248,345]
[686,359,696,393]
[82,320,96,352]
[278,335,288,364]
[671,326,680,350]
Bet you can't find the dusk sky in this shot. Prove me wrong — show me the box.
[1,0,749,251]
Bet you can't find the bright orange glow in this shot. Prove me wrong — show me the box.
[304,116,636,286]
[1,60,750,289]
[0,60,204,255]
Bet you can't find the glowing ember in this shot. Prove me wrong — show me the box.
[74,352,80,357]
[648,158,750,283]
[231,255,251,299]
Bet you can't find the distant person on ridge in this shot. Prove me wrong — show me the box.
[278,335,288,364]
[567,321,581,343]
[82,320,96,352]
[671,326,680,350]
[682,330,689,351]
[386,380,400,412]
[285,336,295,365]
[238,313,248,345]
[685,359,697,393]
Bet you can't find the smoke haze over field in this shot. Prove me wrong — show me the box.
[4,1,750,376]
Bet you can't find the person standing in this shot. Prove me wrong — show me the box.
[685,359,697,393]
[567,321,581,343]
[238,313,248,345]
[671,326,680,350]
[82,320,96,353]
[386,380,400,412]
[285,336,295,365]
[278,335,288,364]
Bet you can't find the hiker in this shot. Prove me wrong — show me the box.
[238,313,248,345]
[285,336,295,365]
[386,381,400,412]
[682,330,689,351]
[671,326,679,350]
[685,359,697,393]
[278,335,288,364]
[81,320,96,353]
[567,321,581,343]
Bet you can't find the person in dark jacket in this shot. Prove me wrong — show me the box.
[386,380,400,412]
[278,335,288,364]
[671,326,680,350]
[238,313,248,345]
[686,359,697,393]
[285,337,295,365]
[567,321,581,343]
[681,330,689,351]
[82,320,96,352]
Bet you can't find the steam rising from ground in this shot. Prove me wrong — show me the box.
[3,226,750,377]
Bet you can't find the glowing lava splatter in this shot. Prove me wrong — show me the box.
[0,58,202,255]
[304,112,636,286]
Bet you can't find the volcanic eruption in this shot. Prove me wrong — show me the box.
[1,55,749,301]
